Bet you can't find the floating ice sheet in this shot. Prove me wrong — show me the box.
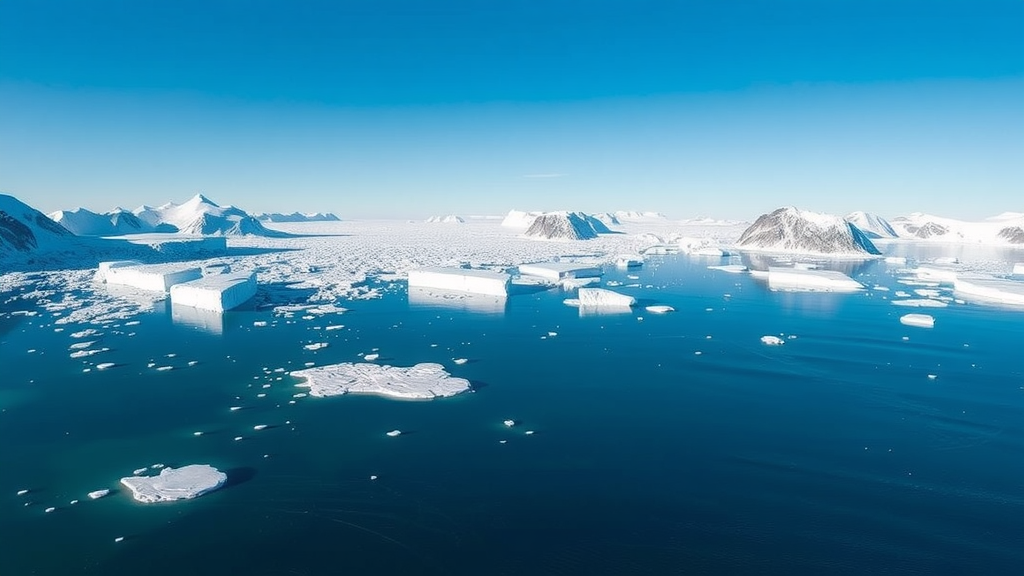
[577,287,636,307]
[292,362,471,399]
[900,313,935,328]
[119,464,227,503]
[408,267,511,296]
[767,267,863,292]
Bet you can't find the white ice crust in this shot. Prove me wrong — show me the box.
[408,267,511,296]
[119,464,227,503]
[292,362,471,399]
[577,287,636,307]
[767,267,863,292]
[170,272,257,312]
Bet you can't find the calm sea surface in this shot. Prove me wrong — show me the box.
[1,252,1022,575]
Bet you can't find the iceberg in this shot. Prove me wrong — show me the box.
[644,305,674,313]
[291,362,472,399]
[100,261,202,292]
[386,430,402,437]
[119,464,227,503]
[900,314,935,328]
[408,267,511,297]
[87,489,110,500]
[518,262,603,282]
[760,335,785,345]
[169,272,257,312]
[577,287,636,307]
[953,275,1024,307]
[767,267,863,292]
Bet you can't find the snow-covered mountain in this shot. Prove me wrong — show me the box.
[256,212,340,223]
[613,210,667,222]
[425,215,465,224]
[49,207,155,236]
[845,211,897,239]
[502,209,613,236]
[736,207,880,256]
[889,212,1024,245]
[138,194,284,236]
[1,194,76,255]
[523,212,600,240]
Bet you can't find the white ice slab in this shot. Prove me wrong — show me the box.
[292,362,472,399]
[101,262,202,292]
[900,313,935,328]
[953,275,1024,306]
[767,267,863,292]
[577,287,636,307]
[518,262,603,282]
[891,299,948,308]
[408,267,510,296]
[708,264,748,274]
[912,265,958,284]
[170,272,257,312]
[119,464,227,503]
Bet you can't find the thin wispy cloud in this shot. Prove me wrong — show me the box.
[522,173,566,179]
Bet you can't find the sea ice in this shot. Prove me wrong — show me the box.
[407,267,511,296]
[119,464,227,503]
[577,287,636,307]
[891,299,949,308]
[96,362,116,370]
[767,267,863,292]
[708,264,747,273]
[760,335,785,346]
[504,419,516,427]
[453,358,468,365]
[303,342,329,351]
[386,430,402,437]
[169,272,257,312]
[518,262,603,282]
[291,362,472,399]
[1013,263,1024,276]
[644,305,674,314]
[900,314,935,328]
[953,275,1024,306]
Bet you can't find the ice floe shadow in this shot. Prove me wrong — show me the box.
[468,379,489,391]
[222,467,258,490]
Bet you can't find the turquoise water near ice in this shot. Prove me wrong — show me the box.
[1,253,1022,575]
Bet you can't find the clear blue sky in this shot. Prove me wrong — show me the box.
[1,1,1021,219]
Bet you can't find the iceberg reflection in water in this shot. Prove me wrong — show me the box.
[407,287,509,315]
[171,305,225,335]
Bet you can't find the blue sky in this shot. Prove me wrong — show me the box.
[1,1,1021,219]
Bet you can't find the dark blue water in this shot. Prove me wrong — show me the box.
[1,255,1022,575]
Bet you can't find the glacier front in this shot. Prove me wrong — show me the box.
[292,362,472,399]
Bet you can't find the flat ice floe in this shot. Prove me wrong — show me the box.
[953,275,1024,306]
[169,272,257,312]
[518,262,603,282]
[891,299,948,308]
[99,261,203,292]
[760,335,785,345]
[408,267,511,296]
[119,464,227,503]
[291,362,471,399]
[767,267,863,292]
[900,313,935,328]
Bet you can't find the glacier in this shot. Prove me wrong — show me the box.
[291,362,472,399]
[119,464,227,503]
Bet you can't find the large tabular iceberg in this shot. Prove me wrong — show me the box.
[518,262,603,282]
[170,272,257,312]
[767,267,864,292]
[120,464,227,503]
[291,362,472,399]
[408,267,510,296]
[99,261,203,292]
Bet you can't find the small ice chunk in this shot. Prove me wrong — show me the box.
[563,298,581,307]
[229,406,242,411]
[927,374,938,380]
[234,436,244,441]
[114,537,124,543]
[891,299,948,308]
[96,363,116,370]
[132,468,148,475]
[193,431,204,436]
[17,489,29,496]
[577,287,636,307]
[253,424,268,431]
[370,475,378,480]
[69,499,79,505]
[45,507,56,513]
[525,430,535,435]
[644,305,674,314]
[899,314,935,328]
[364,353,380,361]
[760,335,785,346]
[156,366,173,371]
[303,342,329,351]
[453,358,468,365]
[253,321,268,327]
[119,464,227,503]
[503,419,516,427]
[386,430,402,437]
[69,341,97,350]
[325,324,345,331]
[187,360,198,367]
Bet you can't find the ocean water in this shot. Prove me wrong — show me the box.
[1,253,1022,575]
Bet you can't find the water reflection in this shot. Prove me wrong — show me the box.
[407,287,509,315]
[171,304,225,335]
